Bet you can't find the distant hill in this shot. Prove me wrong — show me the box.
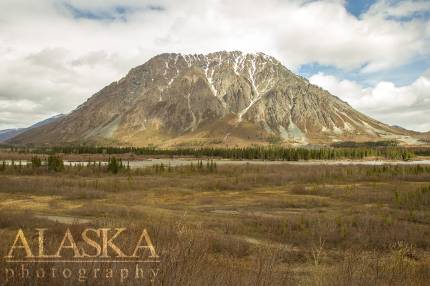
[0,129,25,142]
[0,114,64,143]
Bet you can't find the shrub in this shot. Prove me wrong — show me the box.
[47,155,64,172]
[31,156,42,168]
[107,157,123,174]
[394,186,430,210]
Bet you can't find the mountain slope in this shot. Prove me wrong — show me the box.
[9,51,421,147]
[0,114,64,143]
[0,129,24,142]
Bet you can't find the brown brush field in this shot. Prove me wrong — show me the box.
[0,160,430,285]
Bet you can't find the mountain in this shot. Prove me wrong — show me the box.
[418,131,430,143]
[0,114,64,143]
[29,114,65,128]
[8,51,422,147]
[0,129,24,142]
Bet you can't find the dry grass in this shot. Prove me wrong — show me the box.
[0,163,429,285]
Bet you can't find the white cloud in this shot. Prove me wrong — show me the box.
[0,0,429,130]
[309,70,430,132]
[365,0,430,19]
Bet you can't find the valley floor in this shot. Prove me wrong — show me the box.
[0,163,430,285]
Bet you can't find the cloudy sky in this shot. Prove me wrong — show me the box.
[1,0,429,131]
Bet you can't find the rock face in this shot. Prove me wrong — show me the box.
[9,51,419,147]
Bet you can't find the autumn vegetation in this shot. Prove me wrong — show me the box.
[0,150,429,285]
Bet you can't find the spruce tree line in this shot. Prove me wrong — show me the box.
[0,145,422,161]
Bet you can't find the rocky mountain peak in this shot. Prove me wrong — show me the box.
[8,51,421,147]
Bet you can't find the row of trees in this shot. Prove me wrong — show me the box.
[331,140,399,148]
[1,145,421,161]
[1,156,122,174]
[0,156,64,172]
[0,157,219,175]
[150,160,218,174]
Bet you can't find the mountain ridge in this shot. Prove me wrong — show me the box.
[0,114,64,143]
[8,51,423,147]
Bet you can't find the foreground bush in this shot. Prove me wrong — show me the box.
[47,155,64,172]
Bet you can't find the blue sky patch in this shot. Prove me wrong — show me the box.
[386,10,430,22]
[62,2,165,22]
[345,0,375,17]
[299,57,430,88]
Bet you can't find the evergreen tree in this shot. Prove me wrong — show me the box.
[47,155,64,172]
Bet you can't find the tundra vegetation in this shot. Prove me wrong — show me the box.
[0,152,429,285]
